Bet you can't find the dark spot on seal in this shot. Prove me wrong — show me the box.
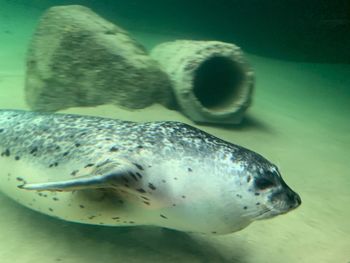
[172,204,176,207]
[256,202,261,205]
[174,177,178,180]
[88,216,96,220]
[247,176,251,182]
[133,163,144,170]
[63,151,69,156]
[49,208,54,212]
[75,143,81,147]
[50,162,59,167]
[121,176,129,183]
[160,214,168,219]
[129,221,135,224]
[188,168,192,172]
[96,160,110,168]
[1,148,10,157]
[79,205,85,208]
[143,201,150,205]
[110,182,118,187]
[55,146,60,150]
[110,146,118,152]
[16,177,23,181]
[15,156,20,160]
[162,180,166,183]
[243,206,248,210]
[53,197,59,201]
[30,147,38,154]
[255,193,260,196]
[148,183,156,190]
[124,184,130,188]
[135,172,142,178]
[212,231,217,234]
[182,195,186,199]
[71,170,79,176]
[141,196,149,200]
[129,172,138,181]
[0,128,3,133]
[137,188,146,193]
[84,163,94,168]
[236,194,242,199]
[112,217,120,220]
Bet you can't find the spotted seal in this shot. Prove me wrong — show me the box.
[0,109,301,234]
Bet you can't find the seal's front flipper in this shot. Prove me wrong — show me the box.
[18,173,118,191]
[19,160,143,192]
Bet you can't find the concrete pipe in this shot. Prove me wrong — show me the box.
[150,40,255,124]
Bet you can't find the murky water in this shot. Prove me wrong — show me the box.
[0,1,349,262]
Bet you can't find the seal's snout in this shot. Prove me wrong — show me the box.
[278,176,301,210]
[268,175,301,214]
[294,193,301,207]
[285,189,301,210]
[270,188,301,214]
[295,193,302,206]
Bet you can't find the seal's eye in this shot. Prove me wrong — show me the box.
[255,177,275,190]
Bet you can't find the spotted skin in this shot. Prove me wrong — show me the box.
[0,110,301,234]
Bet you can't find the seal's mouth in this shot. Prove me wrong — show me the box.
[270,187,302,212]
[254,208,273,220]
[254,190,301,221]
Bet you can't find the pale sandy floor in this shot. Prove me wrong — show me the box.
[1,3,350,263]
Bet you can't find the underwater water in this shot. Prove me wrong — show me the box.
[0,0,349,262]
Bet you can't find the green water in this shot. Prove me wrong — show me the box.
[0,1,349,262]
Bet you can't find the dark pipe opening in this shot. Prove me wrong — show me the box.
[193,56,244,110]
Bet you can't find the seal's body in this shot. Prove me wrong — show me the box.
[0,110,300,234]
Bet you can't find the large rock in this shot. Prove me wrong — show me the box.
[150,40,254,124]
[25,5,173,112]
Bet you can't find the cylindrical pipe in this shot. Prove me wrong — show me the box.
[151,40,255,124]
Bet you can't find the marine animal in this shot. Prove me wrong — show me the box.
[0,109,301,234]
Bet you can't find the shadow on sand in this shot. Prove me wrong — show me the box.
[196,114,275,134]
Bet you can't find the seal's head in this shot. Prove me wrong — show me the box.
[251,165,301,220]
[227,149,301,224]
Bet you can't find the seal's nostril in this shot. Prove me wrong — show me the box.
[295,194,302,206]
[286,191,301,208]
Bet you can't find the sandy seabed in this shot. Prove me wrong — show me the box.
[0,3,350,263]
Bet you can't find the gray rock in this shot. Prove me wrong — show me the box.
[150,40,255,124]
[25,5,173,112]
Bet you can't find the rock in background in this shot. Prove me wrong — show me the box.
[25,5,173,112]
